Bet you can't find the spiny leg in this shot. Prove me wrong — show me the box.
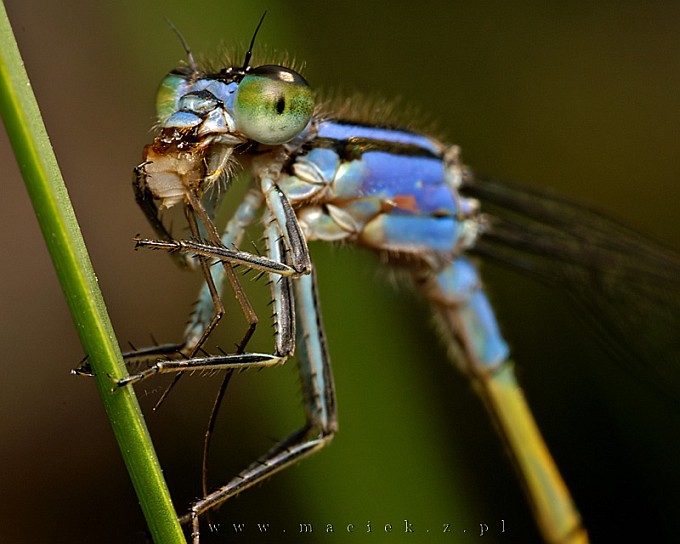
[119,190,265,402]
[183,189,266,350]
[194,180,313,488]
[127,178,323,541]
[126,180,314,389]
[184,203,226,358]
[135,176,313,280]
[201,369,233,498]
[131,151,310,353]
[199,200,270,497]
[131,179,310,368]
[199,196,270,496]
[184,270,337,543]
[184,188,260,358]
[130,158,259,361]
[117,211,300,388]
[79,163,199,376]
[135,238,300,276]
[148,199,229,407]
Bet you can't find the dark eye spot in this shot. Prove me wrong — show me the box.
[275,96,286,114]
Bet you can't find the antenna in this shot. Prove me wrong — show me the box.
[165,18,197,72]
[241,11,267,70]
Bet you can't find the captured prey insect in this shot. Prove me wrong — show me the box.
[116,18,679,544]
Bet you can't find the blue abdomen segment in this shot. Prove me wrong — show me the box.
[423,258,510,371]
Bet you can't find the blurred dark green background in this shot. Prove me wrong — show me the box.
[2,1,679,543]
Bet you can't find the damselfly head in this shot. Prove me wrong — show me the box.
[155,11,313,146]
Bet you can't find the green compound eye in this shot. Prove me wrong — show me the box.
[155,72,188,122]
[234,65,314,145]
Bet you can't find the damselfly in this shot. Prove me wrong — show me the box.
[114,12,679,544]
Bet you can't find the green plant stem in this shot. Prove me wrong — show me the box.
[0,3,184,543]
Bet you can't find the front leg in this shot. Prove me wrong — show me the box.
[183,269,337,543]
[261,176,312,274]
[117,214,297,388]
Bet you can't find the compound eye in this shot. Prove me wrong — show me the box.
[155,72,189,122]
[234,65,314,145]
